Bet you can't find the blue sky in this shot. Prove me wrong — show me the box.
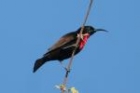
[0,0,140,93]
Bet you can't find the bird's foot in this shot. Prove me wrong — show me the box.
[59,62,71,72]
[59,61,71,73]
[64,67,71,73]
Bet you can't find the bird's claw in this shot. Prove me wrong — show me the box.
[64,67,71,73]
[59,62,71,72]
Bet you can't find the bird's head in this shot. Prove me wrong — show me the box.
[77,26,107,36]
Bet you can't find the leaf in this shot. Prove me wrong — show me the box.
[55,84,66,91]
[69,87,79,93]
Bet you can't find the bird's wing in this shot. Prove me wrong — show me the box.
[47,31,77,52]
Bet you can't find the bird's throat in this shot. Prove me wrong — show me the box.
[79,35,90,49]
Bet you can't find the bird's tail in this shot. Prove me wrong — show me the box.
[33,56,50,73]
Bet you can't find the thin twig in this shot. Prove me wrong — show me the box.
[61,0,93,93]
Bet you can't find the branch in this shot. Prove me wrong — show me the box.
[61,0,93,93]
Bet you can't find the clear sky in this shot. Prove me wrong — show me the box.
[0,0,140,93]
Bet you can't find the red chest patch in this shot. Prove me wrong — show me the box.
[79,35,90,49]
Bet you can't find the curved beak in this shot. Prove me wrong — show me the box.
[95,28,108,32]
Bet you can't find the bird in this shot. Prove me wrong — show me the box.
[33,26,106,72]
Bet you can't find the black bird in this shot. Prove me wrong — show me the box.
[33,26,106,72]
